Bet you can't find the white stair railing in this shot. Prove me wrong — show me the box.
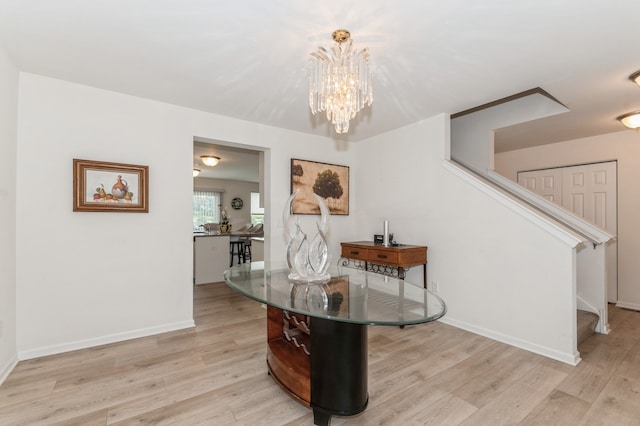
[486,169,614,334]
[486,170,615,246]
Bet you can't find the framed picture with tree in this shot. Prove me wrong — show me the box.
[290,158,349,215]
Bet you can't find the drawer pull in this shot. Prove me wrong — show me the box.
[377,254,388,259]
[350,251,360,255]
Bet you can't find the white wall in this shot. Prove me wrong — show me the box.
[15,73,358,358]
[495,131,640,310]
[193,177,259,230]
[0,46,19,382]
[450,92,568,173]
[11,72,583,366]
[356,115,579,363]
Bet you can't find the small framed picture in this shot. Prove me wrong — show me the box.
[73,159,149,212]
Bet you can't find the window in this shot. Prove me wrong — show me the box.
[193,190,222,231]
[251,192,264,226]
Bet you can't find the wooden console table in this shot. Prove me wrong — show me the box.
[340,241,428,288]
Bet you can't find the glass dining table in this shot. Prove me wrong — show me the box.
[224,261,446,425]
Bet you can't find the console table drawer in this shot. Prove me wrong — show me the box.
[341,246,368,261]
[367,249,399,264]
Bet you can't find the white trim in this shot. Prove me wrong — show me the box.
[0,356,18,386]
[615,300,640,312]
[443,160,585,248]
[600,316,612,335]
[439,317,581,366]
[17,320,195,360]
[577,292,599,315]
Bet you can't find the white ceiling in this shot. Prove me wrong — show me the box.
[1,0,640,154]
[193,141,259,182]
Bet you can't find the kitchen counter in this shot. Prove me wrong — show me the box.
[193,233,230,239]
[250,237,264,261]
[193,234,230,284]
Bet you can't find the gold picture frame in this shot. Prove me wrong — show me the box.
[73,159,149,213]
[290,158,349,215]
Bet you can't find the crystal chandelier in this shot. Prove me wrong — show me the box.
[309,29,373,134]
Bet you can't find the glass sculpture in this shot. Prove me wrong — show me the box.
[282,190,331,283]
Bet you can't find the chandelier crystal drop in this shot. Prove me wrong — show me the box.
[309,29,373,134]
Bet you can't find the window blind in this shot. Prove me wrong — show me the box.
[193,190,222,229]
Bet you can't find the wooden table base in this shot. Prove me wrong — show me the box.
[267,307,368,425]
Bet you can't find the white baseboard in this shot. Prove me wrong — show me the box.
[615,300,640,311]
[0,356,18,386]
[439,316,581,366]
[17,320,195,361]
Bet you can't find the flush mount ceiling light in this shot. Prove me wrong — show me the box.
[629,70,640,87]
[201,155,220,167]
[617,111,640,129]
[309,29,373,134]
[193,168,201,177]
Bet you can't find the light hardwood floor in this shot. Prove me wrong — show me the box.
[1,282,640,425]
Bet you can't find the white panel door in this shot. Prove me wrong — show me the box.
[561,162,616,233]
[517,162,618,302]
[517,168,562,204]
[562,162,617,302]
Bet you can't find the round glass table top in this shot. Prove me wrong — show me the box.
[224,261,446,326]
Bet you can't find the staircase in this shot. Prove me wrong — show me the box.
[577,309,599,346]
